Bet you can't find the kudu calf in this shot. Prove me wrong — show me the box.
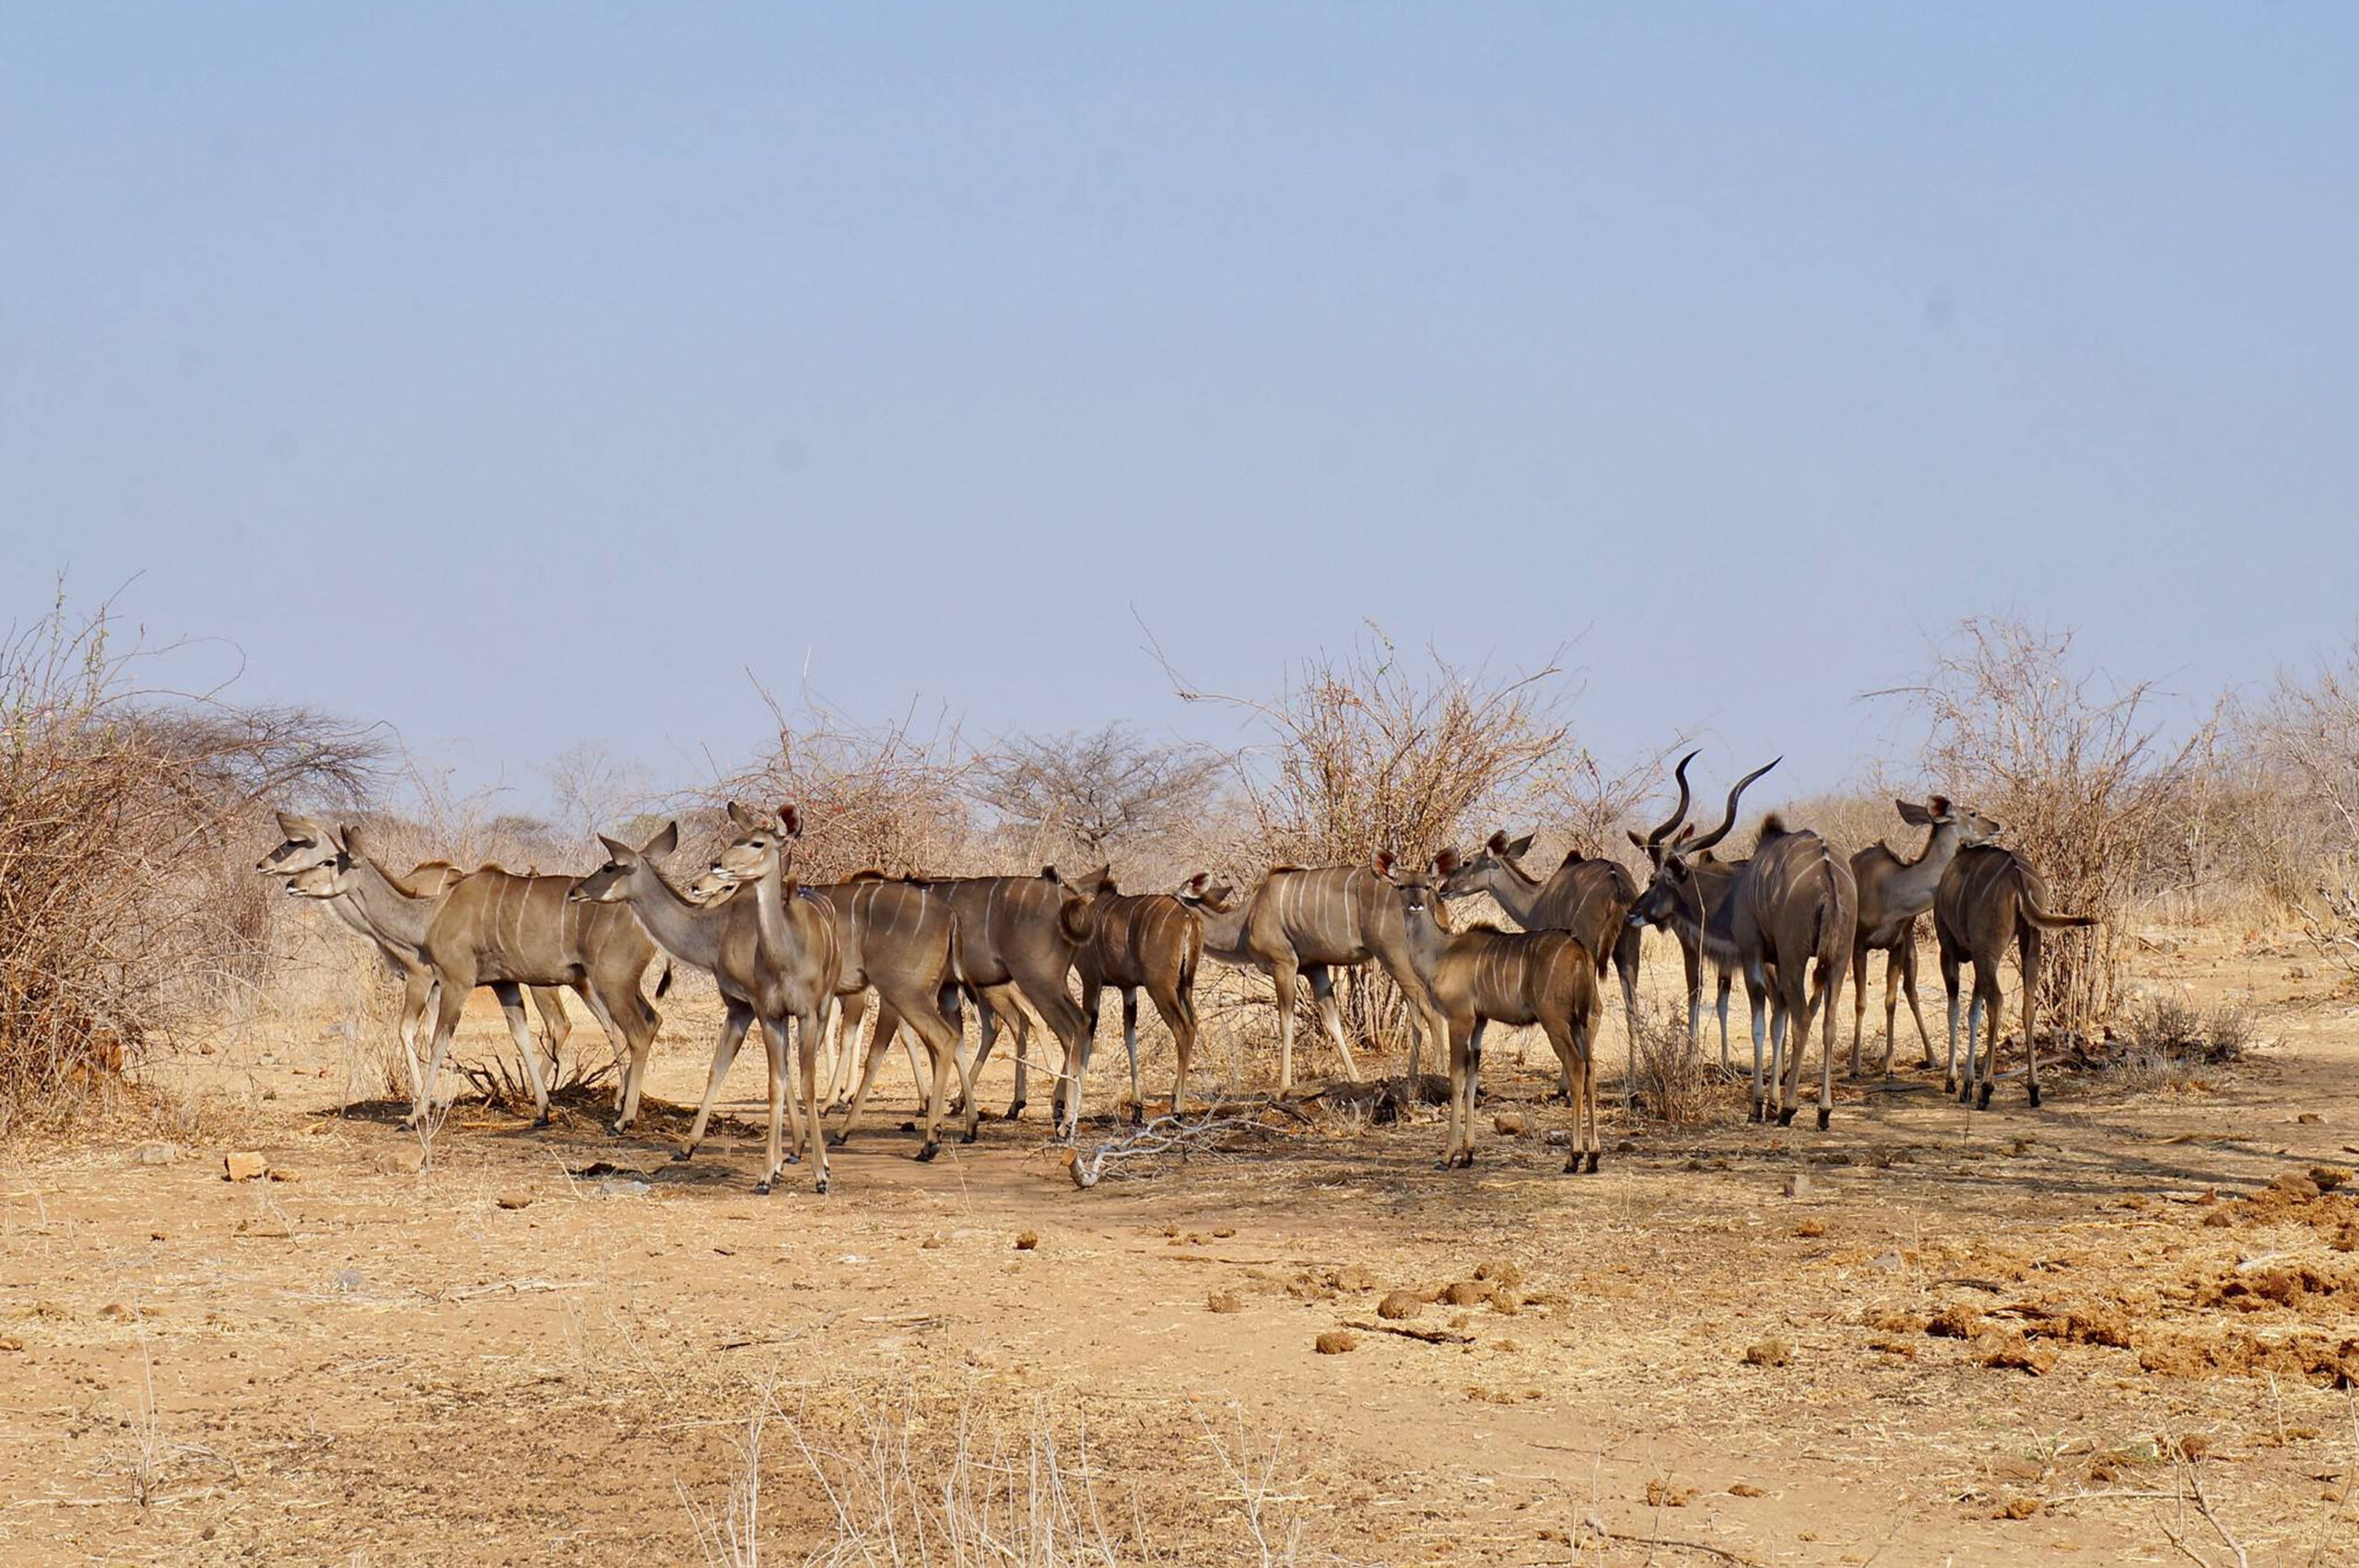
[1629,760,1858,1128]
[1848,796,2002,1079]
[1392,852,1602,1173]
[1047,865,1203,1120]
[1934,845,2096,1110]
[256,814,578,1088]
[1176,860,1449,1096]
[570,809,844,1192]
[1438,829,1638,1104]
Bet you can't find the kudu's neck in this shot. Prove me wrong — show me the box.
[621,861,726,973]
[339,852,436,953]
[1481,858,1548,924]
[745,852,806,968]
[1191,894,1253,957]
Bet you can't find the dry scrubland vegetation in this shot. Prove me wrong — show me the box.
[10,593,2359,1563]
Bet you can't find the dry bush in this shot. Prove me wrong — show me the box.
[696,689,979,883]
[1160,626,1575,1067]
[970,721,1225,872]
[2234,636,2359,942]
[1875,614,2206,1033]
[0,590,384,1131]
[1627,1006,1712,1129]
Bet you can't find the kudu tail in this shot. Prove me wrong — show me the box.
[2021,896,2098,931]
[654,961,674,1000]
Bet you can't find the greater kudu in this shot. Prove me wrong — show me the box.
[1176,858,1450,1096]
[1391,852,1602,1173]
[1047,864,1204,1120]
[1436,830,1638,1104]
[256,814,578,1086]
[908,875,1096,1135]
[1848,796,2002,1079]
[570,811,843,1192]
[1629,760,1858,1128]
[1933,845,2096,1110]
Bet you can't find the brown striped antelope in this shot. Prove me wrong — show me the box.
[1621,760,1763,1066]
[1933,844,2096,1110]
[1628,760,1858,1128]
[1393,851,1602,1173]
[1176,859,1449,1096]
[256,814,578,1084]
[570,810,844,1192]
[908,875,1096,1135]
[1848,796,2003,1078]
[1046,864,1204,1120]
[1435,830,1638,1104]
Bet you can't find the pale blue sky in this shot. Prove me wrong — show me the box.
[4,5,2352,812]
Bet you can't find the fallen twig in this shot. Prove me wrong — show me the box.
[436,1278,598,1302]
[1341,1319,1477,1346]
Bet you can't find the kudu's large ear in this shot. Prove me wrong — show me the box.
[776,803,802,837]
[1370,849,1396,880]
[1895,799,1933,825]
[1209,883,1236,905]
[640,821,680,859]
[276,810,318,841]
[596,833,637,864]
[1927,794,1953,820]
[1485,829,1510,856]
[726,801,760,831]
[1507,832,1535,860]
[1434,847,1461,877]
[1626,827,1649,853]
[1183,872,1209,895]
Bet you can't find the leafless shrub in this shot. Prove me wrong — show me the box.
[697,687,979,883]
[971,721,1226,867]
[1627,1007,1712,1129]
[2234,636,2359,930]
[0,588,385,1131]
[538,741,652,848]
[2117,996,2252,1065]
[1873,614,2206,1032]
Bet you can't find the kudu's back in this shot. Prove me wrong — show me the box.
[1733,829,1855,967]
[1245,866,1396,965]
[432,869,655,983]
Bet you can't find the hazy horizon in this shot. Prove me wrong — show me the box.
[6,6,2352,817]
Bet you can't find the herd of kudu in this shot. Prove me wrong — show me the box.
[257,755,2094,1195]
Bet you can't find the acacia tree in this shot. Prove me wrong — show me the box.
[971,723,1225,860]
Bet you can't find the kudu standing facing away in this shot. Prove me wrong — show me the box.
[570,810,843,1192]
[1048,865,1203,1120]
[1438,829,1638,1104]
[256,814,579,1088]
[910,875,1096,1135]
[1629,760,1858,1128]
[1934,845,2097,1110]
[1177,860,1449,1096]
[1848,797,2003,1079]
[1397,851,1602,1173]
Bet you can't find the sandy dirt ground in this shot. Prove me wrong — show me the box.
[5,923,2358,1566]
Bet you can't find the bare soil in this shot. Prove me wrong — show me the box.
[6,927,2358,1565]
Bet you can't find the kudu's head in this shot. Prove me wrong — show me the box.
[1624,750,1701,871]
[1626,757,1779,930]
[1044,863,1118,901]
[1897,795,2003,848]
[280,859,347,901]
[1173,872,1238,913]
[256,811,342,876]
[570,821,681,903]
[711,802,802,888]
[1438,830,1535,902]
[1374,848,1456,934]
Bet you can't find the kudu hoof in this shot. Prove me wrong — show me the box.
[1435,1156,1452,1171]
[533,1115,553,1129]
[1977,1082,1994,1111]
[2026,1084,2043,1109]
[1957,1084,1975,1106]
[672,1148,695,1164]
[1749,1101,1766,1124]
[753,1179,772,1196]
[815,1176,829,1196]
[1004,1100,1026,1120]
[915,1141,941,1164]
[1816,1108,1831,1131]
[1127,1105,1145,1128]
[1778,1106,1797,1128]
[606,1121,628,1139]
[784,1153,801,1165]
[826,1132,850,1149]
[960,1127,980,1145]
[1586,1151,1601,1175]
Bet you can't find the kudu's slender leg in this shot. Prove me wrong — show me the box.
[1120,989,1144,1126]
[1880,949,1903,1077]
[1848,944,1871,1080]
[1581,1000,1603,1173]
[1939,944,1964,1095]
[1156,978,1197,1117]
[1813,956,1840,1131]
[753,1013,797,1194]
[1541,1008,1583,1175]
[1975,960,2006,1111]
[679,1002,756,1158]
[393,968,434,1113]
[415,973,474,1131]
[1768,996,1792,1126]
[1717,969,1733,1069]
[1305,965,1366,1086]
[531,986,572,1083]
[797,1004,830,1191]
[1963,983,1987,1107]
[1745,965,1770,1123]
[1680,934,1705,1059]
[1614,929,1641,1104]
[1900,942,1938,1071]
[1270,960,1302,1098]
[2020,926,2044,1109]
[832,1000,905,1146]
[489,982,555,1125]
[827,990,868,1107]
